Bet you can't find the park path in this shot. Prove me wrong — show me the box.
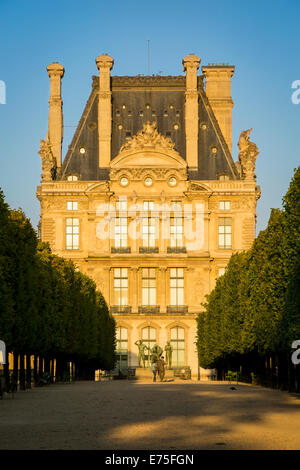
[1,379,300,449]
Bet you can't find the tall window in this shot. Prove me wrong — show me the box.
[141,326,156,364]
[170,201,183,248]
[66,218,79,250]
[170,268,184,306]
[170,327,185,366]
[218,217,232,249]
[116,326,128,368]
[142,268,156,305]
[142,201,155,248]
[115,199,127,248]
[114,268,128,306]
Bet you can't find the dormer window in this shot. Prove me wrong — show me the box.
[67,175,78,181]
[219,174,230,181]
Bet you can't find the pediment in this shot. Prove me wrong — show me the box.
[110,121,187,170]
[86,181,110,193]
[188,182,212,192]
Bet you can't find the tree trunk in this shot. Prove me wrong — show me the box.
[13,353,19,388]
[38,356,44,376]
[26,354,32,389]
[33,355,38,384]
[19,354,25,390]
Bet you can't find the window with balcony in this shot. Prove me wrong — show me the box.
[218,217,232,249]
[113,199,129,253]
[169,268,184,306]
[139,268,159,313]
[66,218,79,250]
[113,268,128,309]
[168,201,185,253]
[140,201,158,253]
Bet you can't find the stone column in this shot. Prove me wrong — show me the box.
[95,54,114,168]
[46,62,64,168]
[182,54,200,171]
[202,65,235,153]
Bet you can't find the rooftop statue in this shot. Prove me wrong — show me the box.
[238,128,259,180]
[39,136,57,181]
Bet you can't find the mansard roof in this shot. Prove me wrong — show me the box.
[61,75,239,181]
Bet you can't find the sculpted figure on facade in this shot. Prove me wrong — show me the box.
[39,137,57,181]
[120,121,175,152]
[238,128,259,180]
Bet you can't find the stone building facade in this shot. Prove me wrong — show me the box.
[36,53,260,378]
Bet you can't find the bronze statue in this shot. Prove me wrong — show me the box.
[135,340,149,368]
[165,341,173,369]
[150,343,163,364]
[156,356,166,382]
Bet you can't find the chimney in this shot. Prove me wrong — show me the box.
[46,62,64,167]
[182,54,201,171]
[202,64,235,153]
[95,54,114,168]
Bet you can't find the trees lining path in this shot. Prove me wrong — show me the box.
[1,380,300,450]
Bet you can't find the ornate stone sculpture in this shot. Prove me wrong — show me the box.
[165,341,173,369]
[120,121,175,152]
[39,136,57,181]
[237,128,259,180]
[135,340,149,368]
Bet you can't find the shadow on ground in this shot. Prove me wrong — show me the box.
[1,381,300,450]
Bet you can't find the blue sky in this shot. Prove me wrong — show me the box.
[0,0,299,234]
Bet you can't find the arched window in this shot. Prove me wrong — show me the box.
[170,326,185,366]
[116,326,128,368]
[141,327,156,365]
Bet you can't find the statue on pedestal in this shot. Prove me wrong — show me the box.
[135,340,149,368]
[165,341,173,369]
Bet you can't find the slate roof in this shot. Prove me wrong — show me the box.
[61,75,239,181]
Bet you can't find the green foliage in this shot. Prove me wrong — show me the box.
[197,166,300,369]
[0,191,115,372]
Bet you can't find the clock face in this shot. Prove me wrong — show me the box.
[169,177,177,187]
[120,176,129,187]
[144,176,153,187]
[79,147,86,155]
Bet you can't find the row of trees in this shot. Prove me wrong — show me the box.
[197,167,300,391]
[0,188,116,389]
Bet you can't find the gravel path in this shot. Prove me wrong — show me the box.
[1,380,300,449]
